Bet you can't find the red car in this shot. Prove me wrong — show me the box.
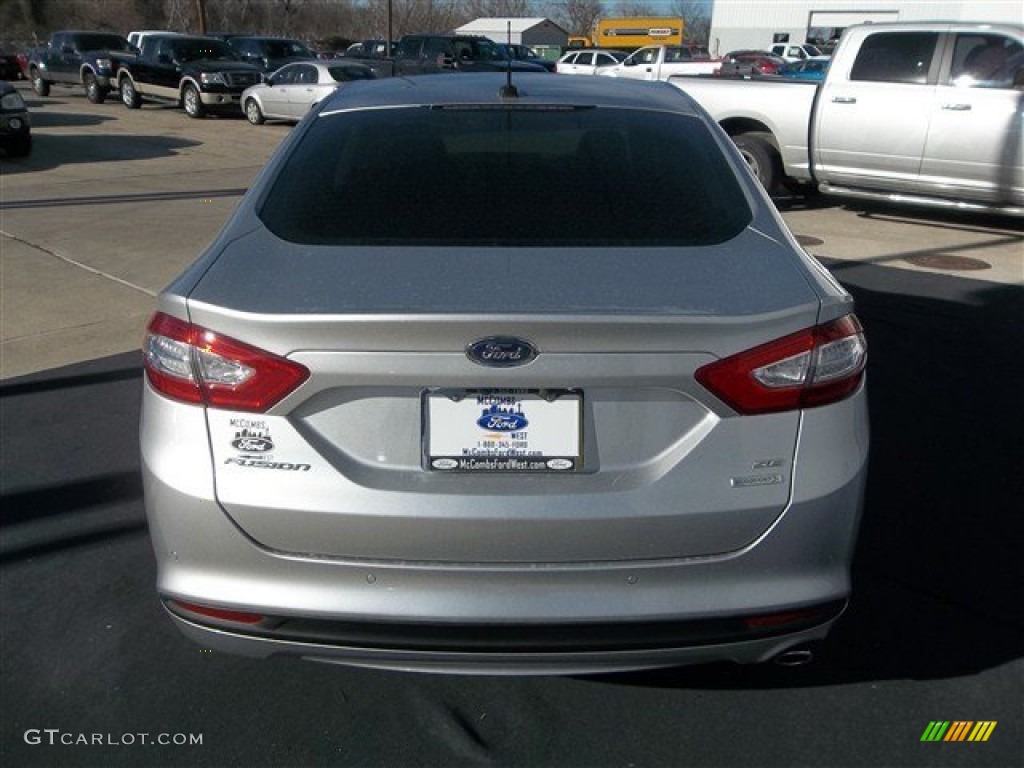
[718,50,787,77]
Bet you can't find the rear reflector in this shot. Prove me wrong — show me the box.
[169,600,265,625]
[143,312,309,412]
[695,315,866,414]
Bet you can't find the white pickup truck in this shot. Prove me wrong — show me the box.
[600,44,720,81]
[671,22,1023,216]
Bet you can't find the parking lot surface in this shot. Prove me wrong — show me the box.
[1,83,1022,767]
[1,82,1021,379]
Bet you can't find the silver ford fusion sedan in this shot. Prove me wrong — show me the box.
[141,74,868,675]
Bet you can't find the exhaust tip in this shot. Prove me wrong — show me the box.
[773,647,815,667]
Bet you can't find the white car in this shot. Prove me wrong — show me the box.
[241,60,374,125]
[126,29,182,50]
[556,49,628,75]
[769,43,826,63]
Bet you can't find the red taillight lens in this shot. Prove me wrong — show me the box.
[169,600,265,625]
[143,312,309,412]
[695,315,866,415]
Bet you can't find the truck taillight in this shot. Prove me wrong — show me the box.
[695,315,866,414]
[143,312,309,412]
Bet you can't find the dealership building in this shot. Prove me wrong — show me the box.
[708,1,1022,56]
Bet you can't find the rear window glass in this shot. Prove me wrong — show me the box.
[849,32,939,84]
[259,105,751,246]
[76,34,132,52]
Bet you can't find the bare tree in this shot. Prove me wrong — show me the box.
[610,2,660,17]
[551,0,601,38]
[669,0,712,43]
[463,0,533,18]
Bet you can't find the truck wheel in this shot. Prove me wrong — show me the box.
[183,84,205,118]
[31,68,50,97]
[121,77,141,108]
[244,98,264,125]
[84,73,108,104]
[732,132,783,196]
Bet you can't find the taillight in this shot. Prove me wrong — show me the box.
[143,312,309,412]
[695,315,866,414]
[169,600,265,625]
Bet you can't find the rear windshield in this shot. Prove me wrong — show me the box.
[76,34,133,52]
[259,105,751,246]
[327,65,375,82]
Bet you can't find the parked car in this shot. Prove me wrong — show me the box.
[0,46,24,80]
[242,60,374,124]
[778,58,830,81]
[141,73,869,675]
[599,45,721,80]
[718,50,787,77]
[25,30,135,102]
[116,34,263,118]
[0,80,31,156]
[556,48,628,74]
[343,39,396,59]
[226,36,317,73]
[392,34,549,76]
[497,43,557,72]
[671,22,1023,214]
[127,30,183,50]
[770,43,825,62]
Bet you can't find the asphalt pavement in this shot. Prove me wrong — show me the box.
[1,82,1022,767]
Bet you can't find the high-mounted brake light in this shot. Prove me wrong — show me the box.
[143,312,309,412]
[695,315,866,414]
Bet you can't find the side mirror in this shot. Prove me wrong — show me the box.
[624,57,636,67]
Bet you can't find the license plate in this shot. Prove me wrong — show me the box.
[424,390,582,472]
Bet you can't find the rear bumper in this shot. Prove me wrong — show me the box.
[166,601,845,674]
[141,382,868,673]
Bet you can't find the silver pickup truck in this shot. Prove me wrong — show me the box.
[670,22,1023,216]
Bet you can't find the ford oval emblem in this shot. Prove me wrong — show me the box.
[466,337,537,368]
[231,436,274,453]
[476,405,529,432]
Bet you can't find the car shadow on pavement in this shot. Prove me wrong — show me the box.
[26,110,115,128]
[0,133,202,174]
[611,260,1024,688]
[0,353,146,562]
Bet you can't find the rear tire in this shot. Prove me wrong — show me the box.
[183,84,205,118]
[244,98,265,125]
[732,132,783,196]
[120,76,141,108]
[31,68,50,96]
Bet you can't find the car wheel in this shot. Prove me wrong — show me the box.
[732,132,783,196]
[4,134,32,157]
[121,77,141,108]
[31,68,50,96]
[245,98,265,125]
[84,72,108,104]
[183,84,205,118]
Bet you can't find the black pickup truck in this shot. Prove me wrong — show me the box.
[345,34,549,77]
[26,30,135,103]
[115,35,262,117]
